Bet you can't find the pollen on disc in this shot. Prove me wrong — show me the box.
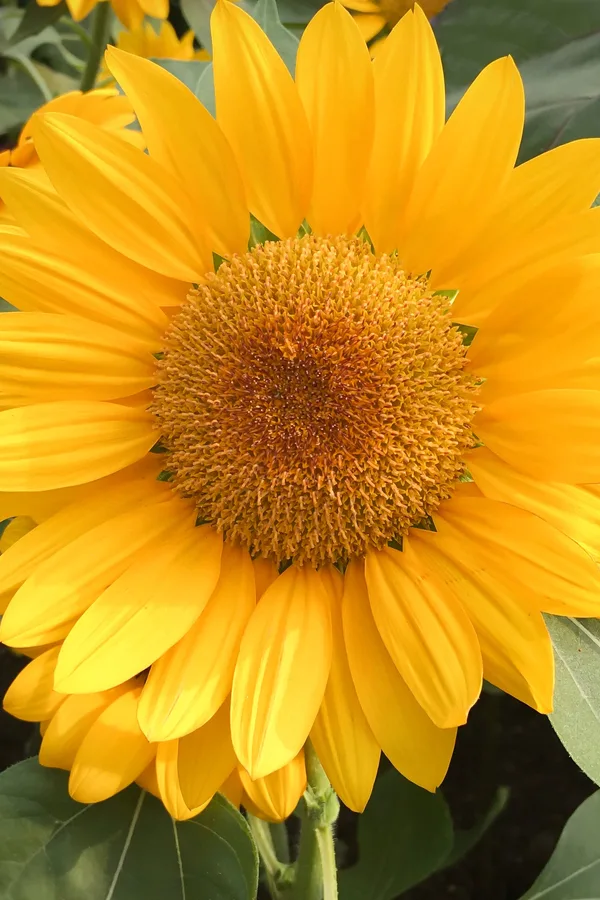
[151,235,479,567]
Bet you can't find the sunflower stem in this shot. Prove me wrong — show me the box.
[293,743,340,900]
[80,0,111,92]
[247,814,293,899]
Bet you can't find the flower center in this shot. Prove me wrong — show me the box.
[152,235,479,567]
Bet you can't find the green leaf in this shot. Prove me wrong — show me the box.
[0,68,44,134]
[195,63,216,117]
[8,1,67,46]
[0,300,17,312]
[545,615,600,788]
[252,0,299,75]
[435,0,600,161]
[0,758,258,900]
[338,769,453,900]
[149,58,211,93]
[180,0,213,52]
[441,786,509,869]
[520,789,600,899]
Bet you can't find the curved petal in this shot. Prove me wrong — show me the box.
[343,560,455,791]
[110,0,144,28]
[0,312,156,404]
[295,2,374,236]
[363,6,444,254]
[401,57,524,276]
[476,389,600,483]
[3,646,64,721]
[211,0,312,238]
[440,138,600,290]
[239,750,306,822]
[253,557,279,600]
[0,496,186,648]
[450,208,600,326]
[106,49,249,258]
[0,469,162,595]
[311,566,380,813]
[435,495,600,616]
[365,543,482,728]
[40,686,129,769]
[53,525,223,693]
[469,447,600,561]
[231,564,332,779]
[139,543,254,742]
[410,529,554,712]
[69,686,155,803]
[0,401,156,492]
[33,113,210,280]
[156,701,237,820]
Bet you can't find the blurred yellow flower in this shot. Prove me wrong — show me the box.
[0,88,141,222]
[344,0,451,46]
[1,1,600,820]
[100,21,209,83]
[36,0,168,28]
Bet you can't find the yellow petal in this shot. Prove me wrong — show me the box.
[0,470,162,596]
[231,564,332,779]
[310,566,379,813]
[3,646,64,721]
[54,525,223,693]
[440,138,600,290]
[239,750,306,822]
[65,0,97,20]
[343,560,455,791]
[295,3,373,236]
[353,12,386,41]
[363,7,444,254]
[0,312,156,404]
[401,57,524,276]
[0,516,36,553]
[69,686,155,803]
[476,389,600,483]
[139,543,254,742]
[0,401,156,492]
[211,0,312,238]
[450,208,600,327]
[40,686,129,769]
[1,496,186,648]
[365,543,482,728]
[435,495,600,617]
[0,177,183,332]
[33,113,210,280]
[220,769,244,808]
[253,557,279,600]
[409,528,554,712]
[111,0,144,27]
[106,48,249,259]
[469,447,600,562]
[156,701,237,820]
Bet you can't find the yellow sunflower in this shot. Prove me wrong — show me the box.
[344,0,451,46]
[0,88,142,223]
[2,0,600,821]
[36,0,168,28]
[99,21,209,84]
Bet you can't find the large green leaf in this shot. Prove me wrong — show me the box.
[149,57,211,93]
[338,769,453,900]
[180,0,213,52]
[435,0,600,160]
[545,615,600,788]
[521,790,600,899]
[0,758,258,900]
[252,0,299,75]
[0,68,44,134]
[8,1,67,46]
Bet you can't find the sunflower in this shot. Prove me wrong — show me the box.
[109,20,209,62]
[1,0,600,821]
[36,0,167,28]
[99,21,209,84]
[0,88,142,223]
[343,0,451,47]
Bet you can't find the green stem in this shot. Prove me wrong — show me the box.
[293,744,340,900]
[270,821,290,864]
[79,0,111,92]
[248,814,292,900]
